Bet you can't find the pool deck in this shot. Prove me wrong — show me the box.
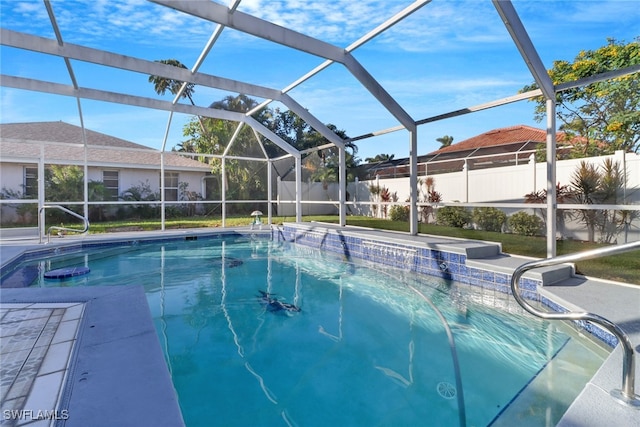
[1,225,638,426]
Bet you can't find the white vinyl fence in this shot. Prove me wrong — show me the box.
[278,151,640,242]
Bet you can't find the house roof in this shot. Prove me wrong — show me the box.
[0,121,146,149]
[0,121,211,171]
[360,124,575,179]
[428,124,568,155]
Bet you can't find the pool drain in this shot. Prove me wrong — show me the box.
[437,381,456,399]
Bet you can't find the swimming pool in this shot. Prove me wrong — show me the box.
[2,234,609,426]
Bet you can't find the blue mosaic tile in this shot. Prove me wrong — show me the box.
[582,322,617,347]
[458,264,469,277]
[469,268,482,280]
[494,273,509,286]
[520,278,539,291]
[468,274,482,287]
[521,289,539,301]
[481,270,495,283]
[455,274,470,285]
[481,280,499,291]
[495,284,511,294]
[540,296,569,314]
[449,253,463,265]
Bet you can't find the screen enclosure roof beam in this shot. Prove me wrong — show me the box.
[0,29,283,102]
[0,74,298,157]
[492,0,554,100]
[0,28,337,154]
[150,0,416,131]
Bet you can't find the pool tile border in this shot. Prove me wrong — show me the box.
[0,226,617,350]
[276,224,618,348]
[0,231,271,281]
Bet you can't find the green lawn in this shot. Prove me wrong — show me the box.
[87,215,639,284]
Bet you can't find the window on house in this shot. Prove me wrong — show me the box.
[24,167,38,198]
[203,173,219,200]
[163,172,179,201]
[102,170,119,201]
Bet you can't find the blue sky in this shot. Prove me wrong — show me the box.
[1,0,639,162]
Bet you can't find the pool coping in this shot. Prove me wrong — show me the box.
[1,224,638,426]
[1,301,84,427]
[0,286,184,427]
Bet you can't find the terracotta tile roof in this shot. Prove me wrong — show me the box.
[429,124,569,155]
[0,121,210,171]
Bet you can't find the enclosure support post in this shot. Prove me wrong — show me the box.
[160,152,166,231]
[339,146,346,226]
[409,128,418,235]
[160,112,174,232]
[295,155,302,222]
[546,98,557,258]
[38,144,45,239]
[80,110,89,224]
[267,159,273,224]
[221,157,226,227]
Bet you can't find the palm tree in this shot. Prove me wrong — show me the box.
[148,59,207,136]
[173,139,196,153]
[570,161,600,242]
[209,94,259,112]
[365,153,395,163]
[148,59,196,103]
[312,167,337,191]
[436,135,454,149]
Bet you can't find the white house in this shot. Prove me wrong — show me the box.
[0,121,213,223]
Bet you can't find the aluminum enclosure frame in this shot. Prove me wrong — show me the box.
[1,0,632,255]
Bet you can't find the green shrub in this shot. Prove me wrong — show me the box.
[389,205,410,221]
[436,205,471,228]
[509,211,543,236]
[472,207,507,232]
[120,181,160,219]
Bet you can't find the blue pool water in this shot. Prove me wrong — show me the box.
[5,235,608,426]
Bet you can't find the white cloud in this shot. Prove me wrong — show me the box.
[236,0,409,44]
[17,0,212,48]
[386,76,525,95]
[2,0,636,159]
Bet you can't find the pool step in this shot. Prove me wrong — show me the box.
[467,254,574,286]
[489,335,607,427]
[1,265,39,288]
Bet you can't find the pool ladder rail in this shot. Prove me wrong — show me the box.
[39,205,90,244]
[510,240,640,408]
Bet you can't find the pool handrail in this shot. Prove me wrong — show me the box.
[39,205,90,244]
[509,240,640,408]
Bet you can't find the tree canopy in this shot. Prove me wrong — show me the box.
[148,59,357,212]
[522,38,640,155]
[149,60,353,162]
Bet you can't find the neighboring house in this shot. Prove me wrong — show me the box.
[0,121,213,222]
[363,125,572,179]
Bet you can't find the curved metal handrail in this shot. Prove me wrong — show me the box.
[510,240,640,407]
[39,205,90,243]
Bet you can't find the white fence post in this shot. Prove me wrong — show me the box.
[530,153,536,194]
[463,160,469,203]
